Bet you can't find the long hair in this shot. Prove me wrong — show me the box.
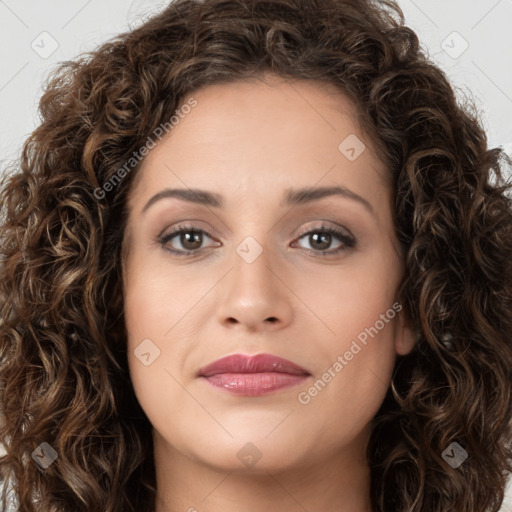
[1,0,511,510]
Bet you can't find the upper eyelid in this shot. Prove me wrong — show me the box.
[160,223,355,245]
[160,221,351,236]
[296,222,354,238]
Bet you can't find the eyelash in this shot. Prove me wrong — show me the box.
[158,223,356,257]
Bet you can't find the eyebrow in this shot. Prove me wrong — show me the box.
[141,185,375,216]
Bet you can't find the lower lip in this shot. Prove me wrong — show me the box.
[200,372,310,396]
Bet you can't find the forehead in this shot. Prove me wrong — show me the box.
[127,76,389,211]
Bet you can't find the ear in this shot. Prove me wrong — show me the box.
[395,309,417,356]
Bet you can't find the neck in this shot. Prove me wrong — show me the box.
[153,428,373,512]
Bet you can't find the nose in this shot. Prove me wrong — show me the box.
[216,242,293,333]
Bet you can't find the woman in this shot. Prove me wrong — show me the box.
[1,0,511,510]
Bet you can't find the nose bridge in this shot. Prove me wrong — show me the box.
[216,228,293,330]
[229,199,278,279]
[227,196,294,294]
[232,232,277,298]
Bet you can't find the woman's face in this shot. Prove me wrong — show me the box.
[122,75,415,473]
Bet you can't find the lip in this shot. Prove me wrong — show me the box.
[198,353,311,396]
[198,353,310,377]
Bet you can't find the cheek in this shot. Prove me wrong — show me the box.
[123,274,186,435]
[296,315,398,442]
[293,247,401,342]
[122,254,208,403]
[123,252,199,342]
[123,254,172,398]
[291,250,400,410]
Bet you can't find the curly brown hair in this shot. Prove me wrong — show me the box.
[1,0,512,510]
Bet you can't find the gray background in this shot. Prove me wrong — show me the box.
[0,0,511,508]
[1,0,512,164]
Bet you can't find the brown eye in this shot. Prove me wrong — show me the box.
[293,225,356,256]
[176,230,203,251]
[158,223,356,258]
[159,225,217,255]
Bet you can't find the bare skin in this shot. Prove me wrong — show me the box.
[122,74,415,512]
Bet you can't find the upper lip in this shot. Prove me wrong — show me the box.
[198,353,311,377]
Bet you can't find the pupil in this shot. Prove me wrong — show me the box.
[182,231,202,250]
[311,232,330,250]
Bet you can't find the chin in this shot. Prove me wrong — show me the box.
[178,429,310,473]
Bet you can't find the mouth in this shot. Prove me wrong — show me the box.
[197,353,311,396]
